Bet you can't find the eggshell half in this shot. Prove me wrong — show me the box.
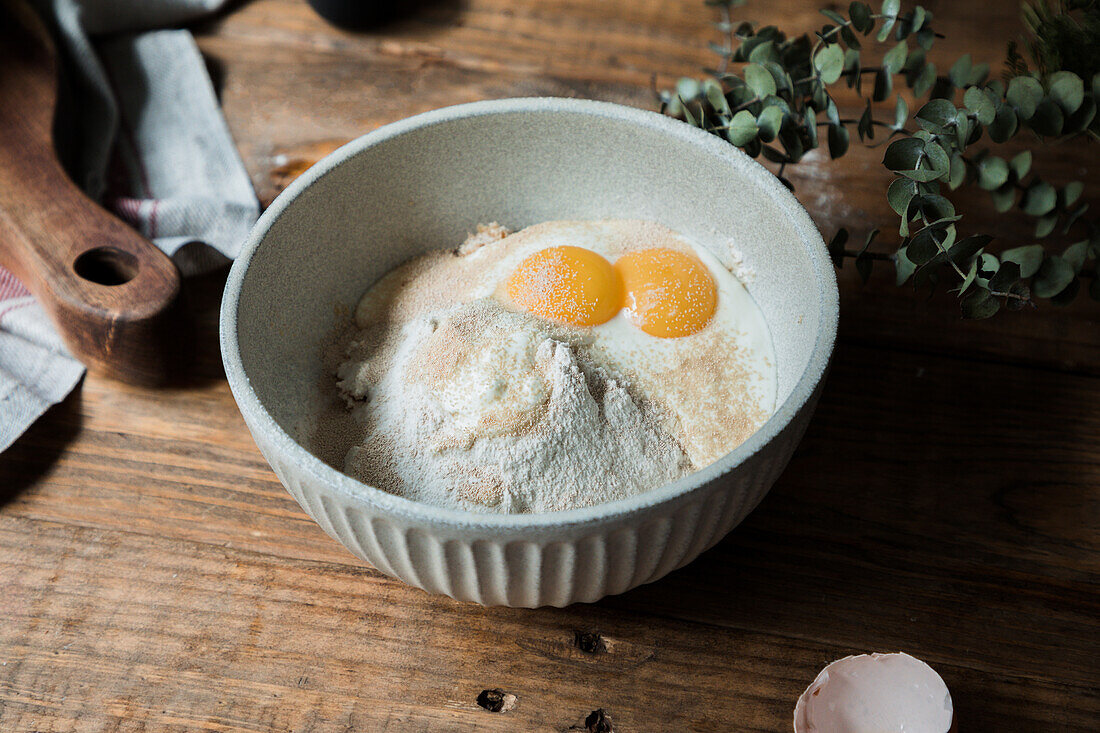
[793,652,955,733]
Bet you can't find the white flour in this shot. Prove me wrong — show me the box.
[326,220,775,515]
[338,298,692,514]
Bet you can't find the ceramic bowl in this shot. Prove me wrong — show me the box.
[220,98,838,607]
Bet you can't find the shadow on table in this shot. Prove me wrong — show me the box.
[164,258,233,389]
[0,388,83,509]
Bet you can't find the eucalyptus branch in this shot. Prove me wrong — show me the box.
[660,0,1100,318]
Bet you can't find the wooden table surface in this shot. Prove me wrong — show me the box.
[3,1,1099,730]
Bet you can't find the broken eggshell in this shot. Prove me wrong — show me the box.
[794,652,955,733]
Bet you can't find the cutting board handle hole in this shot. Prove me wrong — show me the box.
[73,247,139,286]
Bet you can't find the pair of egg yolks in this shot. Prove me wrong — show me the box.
[505,245,718,338]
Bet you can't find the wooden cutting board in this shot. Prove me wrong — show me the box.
[0,0,181,385]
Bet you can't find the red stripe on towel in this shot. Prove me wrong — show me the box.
[0,266,31,302]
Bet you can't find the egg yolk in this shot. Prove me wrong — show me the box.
[614,248,717,338]
[506,246,622,327]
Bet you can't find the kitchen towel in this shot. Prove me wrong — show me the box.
[0,0,259,452]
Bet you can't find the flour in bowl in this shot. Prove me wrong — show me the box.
[328,220,777,514]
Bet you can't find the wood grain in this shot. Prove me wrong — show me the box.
[1,0,1098,730]
[0,0,181,385]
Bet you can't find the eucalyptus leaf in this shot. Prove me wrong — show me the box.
[858,100,875,141]
[827,228,849,268]
[877,0,899,41]
[907,228,940,265]
[1007,75,1043,119]
[900,167,945,182]
[814,45,845,85]
[849,1,873,33]
[977,156,1009,190]
[988,105,1018,143]
[744,63,777,97]
[767,62,794,93]
[913,62,937,97]
[873,68,893,101]
[883,137,925,170]
[915,99,956,133]
[948,152,966,190]
[975,252,1000,287]
[967,62,989,86]
[1061,181,1082,208]
[1064,96,1097,134]
[749,40,781,64]
[923,140,950,173]
[1006,281,1032,310]
[804,107,819,148]
[895,247,917,285]
[855,252,873,283]
[990,184,1017,213]
[915,26,935,51]
[1063,240,1090,273]
[1021,181,1057,216]
[954,109,972,148]
[681,99,699,128]
[1032,255,1075,298]
[703,78,731,115]
[894,95,909,129]
[948,235,992,266]
[1029,99,1065,137]
[1035,214,1058,238]
[676,77,702,101]
[779,126,805,162]
[665,95,684,118]
[844,47,861,78]
[1046,70,1084,114]
[888,176,918,215]
[1001,244,1044,278]
[961,288,1000,319]
[1009,150,1032,179]
[918,194,955,221]
[988,260,1021,293]
[948,54,972,87]
[762,144,789,163]
[882,41,908,74]
[963,86,995,125]
[954,258,978,294]
[757,105,784,142]
[911,5,927,31]
[828,122,850,158]
[727,109,760,145]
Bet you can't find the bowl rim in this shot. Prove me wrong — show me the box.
[220,96,839,531]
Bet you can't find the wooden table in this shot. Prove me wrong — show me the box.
[3,1,1099,730]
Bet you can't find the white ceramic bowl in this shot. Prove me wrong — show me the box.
[220,98,838,607]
